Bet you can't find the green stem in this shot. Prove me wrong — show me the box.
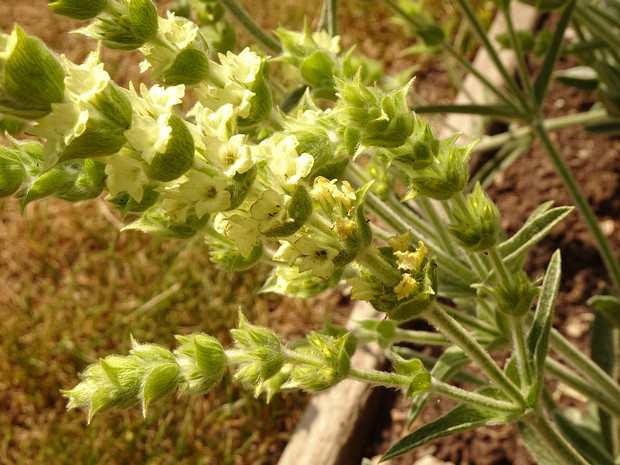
[545,357,620,418]
[550,328,620,410]
[510,314,533,389]
[488,245,511,285]
[452,0,530,114]
[424,303,526,406]
[502,4,534,100]
[319,0,338,36]
[348,367,521,412]
[217,0,282,55]
[522,411,591,465]
[356,246,402,286]
[430,379,523,413]
[379,0,520,109]
[532,120,620,294]
[393,328,450,346]
[473,107,609,154]
[418,196,458,257]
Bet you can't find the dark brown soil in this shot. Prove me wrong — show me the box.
[366,53,620,465]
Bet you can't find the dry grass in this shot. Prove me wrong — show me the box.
[0,1,350,464]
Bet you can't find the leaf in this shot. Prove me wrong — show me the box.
[518,421,567,465]
[584,120,620,135]
[140,363,180,416]
[384,398,521,461]
[590,304,619,453]
[587,294,620,329]
[498,206,572,268]
[553,410,615,465]
[407,346,471,427]
[553,66,599,91]
[532,0,576,107]
[527,250,561,394]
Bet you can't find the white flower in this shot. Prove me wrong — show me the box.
[125,113,172,164]
[214,212,262,258]
[311,30,341,54]
[208,134,254,176]
[140,13,199,74]
[191,102,236,140]
[273,242,301,266]
[127,83,185,118]
[293,236,338,279]
[63,50,109,103]
[195,80,254,118]
[218,48,261,86]
[247,189,292,234]
[31,101,89,167]
[257,135,314,190]
[104,152,149,202]
[178,171,231,218]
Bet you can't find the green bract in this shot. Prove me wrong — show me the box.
[48,0,107,20]
[0,26,65,119]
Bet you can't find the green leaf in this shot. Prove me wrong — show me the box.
[498,206,572,268]
[161,48,210,86]
[590,302,619,453]
[300,50,336,88]
[517,421,567,465]
[384,397,521,461]
[587,294,620,329]
[532,0,576,107]
[552,411,615,465]
[527,250,561,395]
[407,346,470,427]
[584,119,620,135]
[553,66,599,91]
[140,363,180,416]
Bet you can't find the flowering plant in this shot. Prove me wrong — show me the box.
[1,0,619,463]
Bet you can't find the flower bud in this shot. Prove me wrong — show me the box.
[300,50,336,88]
[448,184,501,251]
[285,332,351,391]
[336,75,414,149]
[230,312,284,388]
[261,266,335,299]
[62,337,182,422]
[174,333,227,394]
[406,137,473,200]
[123,207,210,239]
[144,114,195,182]
[483,271,541,317]
[0,26,65,119]
[79,0,158,50]
[107,184,161,218]
[0,145,27,197]
[48,0,107,20]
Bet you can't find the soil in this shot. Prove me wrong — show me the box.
[365,53,620,465]
[2,2,619,465]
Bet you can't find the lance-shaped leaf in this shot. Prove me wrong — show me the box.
[517,421,568,465]
[587,294,620,329]
[383,392,522,461]
[498,205,572,269]
[532,0,576,107]
[553,410,616,465]
[527,250,561,403]
[589,301,619,453]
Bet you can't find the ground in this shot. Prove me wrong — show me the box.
[1,1,619,465]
